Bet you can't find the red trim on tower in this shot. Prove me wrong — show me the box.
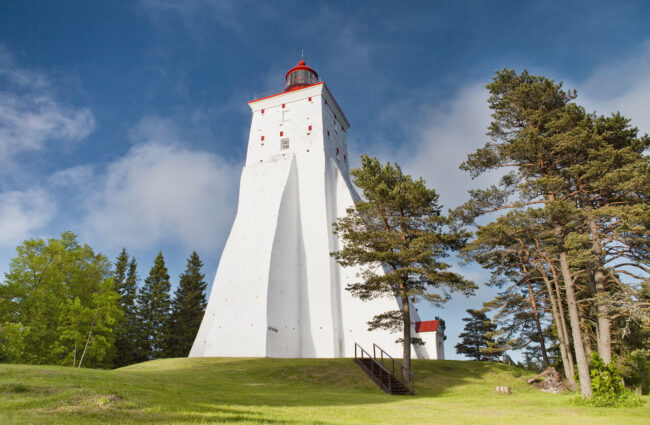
[280,131,283,137]
[308,125,312,131]
[415,320,439,333]
[261,136,264,141]
[248,82,324,104]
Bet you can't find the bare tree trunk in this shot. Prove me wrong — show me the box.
[558,248,593,397]
[588,220,612,364]
[78,311,98,369]
[552,272,576,376]
[527,280,550,368]
[541,273,575,384]
[400,284,412,383]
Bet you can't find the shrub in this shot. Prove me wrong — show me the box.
[620,349,650,395]
[576,353,642,407]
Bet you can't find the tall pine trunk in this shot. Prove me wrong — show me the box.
[558,247,593,397]
[541,273,575,383]
[400,286,412,383]
[588,220,612,364]
[527,280,549,368]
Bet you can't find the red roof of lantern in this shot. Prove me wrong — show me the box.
[415,320,440,333]
[285,60,319,80]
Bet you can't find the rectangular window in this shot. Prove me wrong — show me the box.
[282,103,286,108]
[282,110,290,121]
[308,97,312,101]
[281,138,290,150]
[261,109,265,114]
[280,131,283,137]
[327,130,330,136]
[261,135,265,141]
[308,125,312,131]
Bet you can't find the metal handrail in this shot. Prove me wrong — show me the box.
[355,342,415,394]
[355,342,396,393]
[372,343,415,394]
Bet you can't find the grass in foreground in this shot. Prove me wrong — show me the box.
[0,357,647,424]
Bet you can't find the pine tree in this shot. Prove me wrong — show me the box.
[113,249,140,368]
[136,252,171,360]
[331,155,475,380]
[455,309,501,361]
[163,252,207,357]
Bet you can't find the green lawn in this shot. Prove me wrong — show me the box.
[0,357,647,424]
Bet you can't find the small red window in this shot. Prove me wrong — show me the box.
[327,130,330,136]
[261,136,265,141]
[325,99,328,104]
[261,109,265,114]
[341,125,344,131]
[344,154,347,161]
[308,97,312,101]
[336,147,339,154]
[308,125,312,131]
[334,114,337,120]
[282,104,285,108]
[280,131,283,137]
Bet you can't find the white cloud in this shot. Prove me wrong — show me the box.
[82,133,238,254]
[49,165,95,187]
[400,84,494,210]
[0,46,95,163]
[0,189,55,246]
[578,40,650,135]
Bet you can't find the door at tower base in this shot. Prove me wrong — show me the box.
[189,64,444,360]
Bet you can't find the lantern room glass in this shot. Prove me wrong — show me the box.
[286,69,317,90]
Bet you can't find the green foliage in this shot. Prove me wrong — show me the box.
[136,252,171,360]
[620,349,650,395]
[113,249,140,368]
[331,155,474,365]
[0,322,29,361]
[163,252,207,357]
[0,232,121,367]
[455,308,502,361]
[577,353,642,407]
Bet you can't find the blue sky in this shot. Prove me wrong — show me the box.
[1,0,649,360]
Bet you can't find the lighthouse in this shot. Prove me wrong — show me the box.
[190,60,444,359]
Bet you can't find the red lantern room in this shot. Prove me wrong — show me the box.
[285,60,319,92]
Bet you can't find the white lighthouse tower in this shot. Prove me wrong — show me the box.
[190,60,444,359]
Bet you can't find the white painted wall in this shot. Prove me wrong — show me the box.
[190,83,444,359]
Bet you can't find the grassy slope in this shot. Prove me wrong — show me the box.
[0,358,647,425]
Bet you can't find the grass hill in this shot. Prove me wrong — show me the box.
[0,358,648,424]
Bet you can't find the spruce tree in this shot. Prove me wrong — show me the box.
[164,252,207,357]
[113,250,140,367]
[455,309,500,361]
[136,252,171,360]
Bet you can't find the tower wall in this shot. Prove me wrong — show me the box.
[191,82,443,359]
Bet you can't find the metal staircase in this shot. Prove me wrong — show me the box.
[354,343,414,395]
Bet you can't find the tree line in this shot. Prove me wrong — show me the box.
[0,232,207,368]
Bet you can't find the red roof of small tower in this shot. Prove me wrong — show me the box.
[415,320,439,333]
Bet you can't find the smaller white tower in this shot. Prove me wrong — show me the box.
[190,59,445,359]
